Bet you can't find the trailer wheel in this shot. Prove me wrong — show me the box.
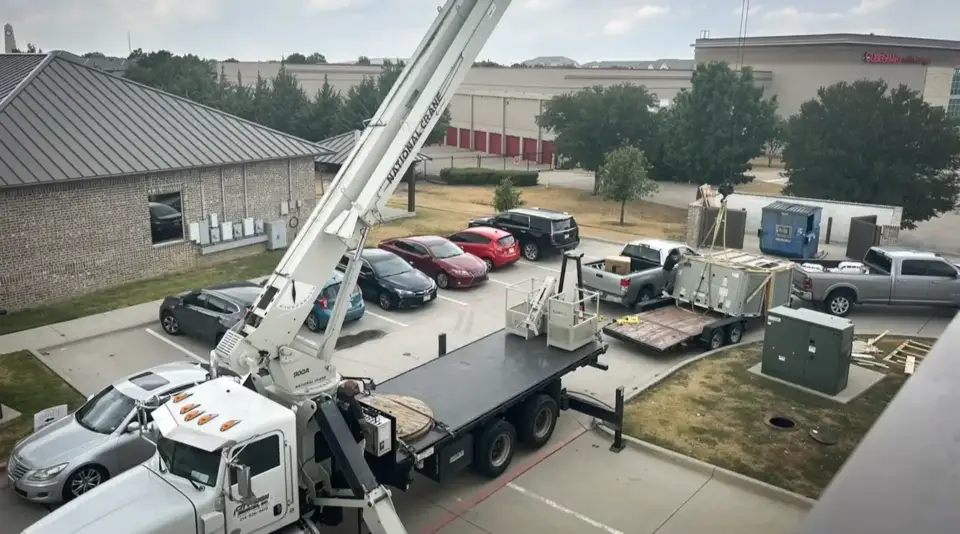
[474,419,517,478]
[708,329,725,350]
[517,394,559,448]
[726,322,744,345]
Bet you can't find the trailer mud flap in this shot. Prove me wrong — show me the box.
[560,386,626,452]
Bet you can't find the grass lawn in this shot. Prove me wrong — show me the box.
[0,207,466,336]
[372,182,688,243]
[622,336,924,499]
[0,351,85,461]
[738,180,786,195]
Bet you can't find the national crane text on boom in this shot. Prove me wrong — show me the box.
[386,91,445,184]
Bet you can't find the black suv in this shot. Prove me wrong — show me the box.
[468,207,579,261]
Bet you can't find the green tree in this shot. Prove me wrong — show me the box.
[763,116,787,166]
[306,53,327,64]
[783,80,960,229]
[300,75,343,142]
[265,64,309,134]
[13,43,41,53]
[126,50,218,104]
[357,56,372,65]
[474,59,503,67]
[598,146,659,225]
[284,53,308,64]
[537,84,660,194]
[338,76,380,131]
[251,72,273,125]
[493,178,524,212]
[83,52,106,58]
[661,62,778,185]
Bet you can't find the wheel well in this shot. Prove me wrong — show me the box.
[827,287,857,302]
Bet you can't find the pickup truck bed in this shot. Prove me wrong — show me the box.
[372,329,608,460]
[602,299,745,352]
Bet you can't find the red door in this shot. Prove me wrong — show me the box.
[446,127,457,146]
[540,141,555,165]
[489,133,502,155]
[505,136,520,157]
[522,138,538,161]
[459,128,471,149]
[473,130,487,152]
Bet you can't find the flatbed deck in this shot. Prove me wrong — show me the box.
[370,329,606,458]
[603,305,716,351]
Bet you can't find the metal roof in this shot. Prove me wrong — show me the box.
[0,54,44,102]
[762,201,822,215]
[316,130,431,166]
[0,51,326,189]
[693,33,960,51]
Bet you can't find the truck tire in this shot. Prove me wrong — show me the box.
[824,290,855,317]
[517,394,559,448]
[473,419,517,478]
[708,328,725,350]
[631,287,655,310]
[726,322,744,344]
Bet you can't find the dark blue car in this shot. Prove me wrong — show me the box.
[306,271,365,332]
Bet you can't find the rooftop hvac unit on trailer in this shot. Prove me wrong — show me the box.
[673,249,795,317]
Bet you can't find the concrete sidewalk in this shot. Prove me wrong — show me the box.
[0,300,160,353]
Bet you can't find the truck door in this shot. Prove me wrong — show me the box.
[893,260,936,304]
[226,433,288,533]
[913,259,960,305]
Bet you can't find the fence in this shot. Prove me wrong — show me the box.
[417,150,556,177]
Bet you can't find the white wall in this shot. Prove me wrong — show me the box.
[722,193,902,243]
[923,66,955,109]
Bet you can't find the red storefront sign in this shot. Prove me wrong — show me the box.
[863,52,930,66]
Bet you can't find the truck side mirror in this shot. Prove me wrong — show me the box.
[231,464,254,501]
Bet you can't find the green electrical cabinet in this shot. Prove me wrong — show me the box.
[761,306,854,395]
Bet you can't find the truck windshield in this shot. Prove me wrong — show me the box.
[621,244,660,265]
[157,436,221,488]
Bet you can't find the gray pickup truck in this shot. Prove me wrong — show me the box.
[793,246,960,317]
[582,238,695,309]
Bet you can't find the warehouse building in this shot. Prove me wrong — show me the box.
[0,51,324,312]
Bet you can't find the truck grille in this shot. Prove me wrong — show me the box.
[8,455,29,480]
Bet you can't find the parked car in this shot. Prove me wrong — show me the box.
[378,235,488,289]
[337,248,438,310]
[148,201,182,242]
[158,280,262,344]
[793,246,960,317]
[582,239,696,308]
[6,362,208,504]
[468,207,579,261]
[446,226,520,271]
[306,271,365,332]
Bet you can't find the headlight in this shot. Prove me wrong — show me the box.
[395,289,414,296]
[27,463,68,481]
[452,269,468,276]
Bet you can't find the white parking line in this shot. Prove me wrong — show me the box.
[488,277,511,286]
[507,483,626,534]
[438,293,468,306]
[520,261,561,273]
[144,328,207,364]
[364,310,408,327]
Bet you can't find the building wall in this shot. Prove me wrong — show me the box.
[0,157,315,312]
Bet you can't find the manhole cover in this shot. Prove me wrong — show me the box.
[809,428,837,445]
[767,415,796,430]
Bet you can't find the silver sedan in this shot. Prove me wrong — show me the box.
[6,362,208,504]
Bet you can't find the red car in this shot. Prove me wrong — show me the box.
[378,235,488,289]
[447,227,520,271]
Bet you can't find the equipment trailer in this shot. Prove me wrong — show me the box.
[602,297,747,353]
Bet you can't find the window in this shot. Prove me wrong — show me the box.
[127,371,171,392]
[927,261,958,278]
[900,260,926,276]
[551,218,575,232]
[392,241,417,254]
[359,262,374,276]
[322,282,342,300]
[235,434,281,478]
[182,292,207,308]
[863,249,892,274]
[149,192,183,244]
[75,385,136,434]
[204,295,237,314]
[407,242,430,256]
[428,240,463,259]
[157,436,221,487]
[508,213,530,227]
[947,98,960,120]
[370,255,411,277]
[951,68,960,96]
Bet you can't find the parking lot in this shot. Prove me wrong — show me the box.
[5,237,955,533]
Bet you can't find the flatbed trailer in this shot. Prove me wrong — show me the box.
[357,328,623,490]
[602,297,748,353]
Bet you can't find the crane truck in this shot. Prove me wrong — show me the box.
[21,2,624,533]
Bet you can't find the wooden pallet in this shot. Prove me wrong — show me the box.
[883,340,933,375]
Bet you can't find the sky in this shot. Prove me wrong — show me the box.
[3,0,957,64]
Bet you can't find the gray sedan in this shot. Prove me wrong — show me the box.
[158,280,262,345]
[6,362,208,504]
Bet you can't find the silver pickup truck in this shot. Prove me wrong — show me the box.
[793,246,960,316]
[582,238,695,309]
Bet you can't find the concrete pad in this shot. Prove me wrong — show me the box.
[654,477,808,534]
[748,362,885,404]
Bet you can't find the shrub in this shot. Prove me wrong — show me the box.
[439,167,539,187]
[493,178,524,212]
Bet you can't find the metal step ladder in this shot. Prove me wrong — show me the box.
[521,276,557,336]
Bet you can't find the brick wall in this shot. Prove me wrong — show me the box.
[0,157,315,312]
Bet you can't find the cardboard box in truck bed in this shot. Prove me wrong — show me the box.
[605,256,631,275]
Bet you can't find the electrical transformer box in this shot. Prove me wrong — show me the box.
[673,250,794,317]
[761,306,854,396]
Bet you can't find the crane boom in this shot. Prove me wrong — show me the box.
[214,0,511,397]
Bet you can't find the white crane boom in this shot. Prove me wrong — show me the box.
[213,0,510,397]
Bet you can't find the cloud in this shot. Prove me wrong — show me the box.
[602,5,669,36]
[305,0,364,12]
[753,1,897,35]
[731,4,763,17]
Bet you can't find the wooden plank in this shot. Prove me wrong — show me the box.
[867,330,889,346]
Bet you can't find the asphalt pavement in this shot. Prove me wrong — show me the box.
[3,238,954,534]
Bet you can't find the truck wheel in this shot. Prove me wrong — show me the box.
[708,329,725,350]
[474,419,517,478]
[522,241,541,261]
[824,290,854,317]
[517,394,559,448]
[726,322,744,344]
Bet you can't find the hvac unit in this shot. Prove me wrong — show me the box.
[264,220,288,250]
[761,306,854,396]
[672,250,794,317]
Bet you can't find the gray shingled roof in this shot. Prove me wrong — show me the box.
[316,130,431,166]
[0,51,325,188]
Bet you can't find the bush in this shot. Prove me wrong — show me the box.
[493,178,524,212]
[439,167,539,187]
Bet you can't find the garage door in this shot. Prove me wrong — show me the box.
[540,140,555,165]
[446,127,457,146]
[473,130,487,152]
[505,135,520,157]
[459,128,471,149]
[489,133,502,155]
[522,138,538,161]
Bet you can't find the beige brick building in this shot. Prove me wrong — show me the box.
[0,51,323,312]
